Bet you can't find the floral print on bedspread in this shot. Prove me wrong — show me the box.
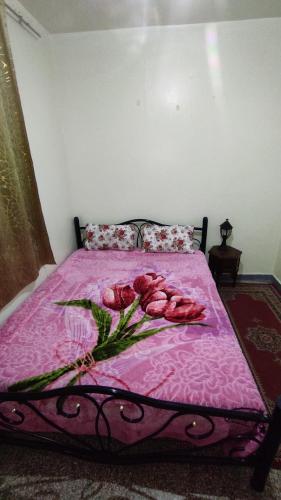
[0,249,264,416]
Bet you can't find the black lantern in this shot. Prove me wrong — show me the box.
[220,219,232,248]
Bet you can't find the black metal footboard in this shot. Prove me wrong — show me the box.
[0,386,280,492]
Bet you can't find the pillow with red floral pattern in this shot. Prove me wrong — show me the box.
[142,224,194,253]
[84,224,138,251]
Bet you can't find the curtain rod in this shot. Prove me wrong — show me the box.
[5,3,41,38]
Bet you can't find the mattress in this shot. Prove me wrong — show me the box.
[0,249,265,455]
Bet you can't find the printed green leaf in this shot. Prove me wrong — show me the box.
[8,365,73,392]
[93,327,168,361]
[122,298,140,327]
[93,322,209,362]
[55,299,112,345]
[123,314,152,336]
[55,299,92,309]
[108,298,140,342]
[67,373,82,387]
[91,302,112,345]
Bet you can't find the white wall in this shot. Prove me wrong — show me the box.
[2,15,280,323]
[7,14,75,264]
[49,18,281,274]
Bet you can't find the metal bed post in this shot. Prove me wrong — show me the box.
[200,217,208,254]
[251,396,281,491]
[74,216,83,249]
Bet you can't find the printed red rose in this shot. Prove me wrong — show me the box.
[141,287,182,317]
[103,284,136,311]
[162,287,183,299]
[159,229,168,240]
[86,230,94,241]
[143,241,151,250]
[141,290,168,317]
[114,228,126,240]
[164,296,205,323]
[133,273,165,295]
[176,239,184,248]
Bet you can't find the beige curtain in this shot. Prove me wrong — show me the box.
[0,3,54,309]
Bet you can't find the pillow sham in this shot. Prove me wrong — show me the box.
[142,224,194,253]
[84,224,137,251]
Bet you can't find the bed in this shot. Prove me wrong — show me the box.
[0,216,280,492]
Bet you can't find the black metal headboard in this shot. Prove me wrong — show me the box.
[74,216,208,254]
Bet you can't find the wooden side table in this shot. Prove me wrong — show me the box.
[208,246,242,286]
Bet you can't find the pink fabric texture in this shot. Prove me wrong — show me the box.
[0,250,265,455]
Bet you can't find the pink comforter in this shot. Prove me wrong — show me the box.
[0,249,265,454]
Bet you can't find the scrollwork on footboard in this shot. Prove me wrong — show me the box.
[0,405,25,426]
[0,385,270,466]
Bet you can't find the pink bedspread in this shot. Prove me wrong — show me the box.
[0,249,265,455]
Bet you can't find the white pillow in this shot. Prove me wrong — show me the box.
[142,224,194,253]
[84,224,138,250]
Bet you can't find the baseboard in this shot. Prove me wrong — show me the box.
[272,275,281,292]
[221,274,281,291]
[237,274,274,283]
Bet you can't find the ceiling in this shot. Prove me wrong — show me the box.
[18,0,281,33]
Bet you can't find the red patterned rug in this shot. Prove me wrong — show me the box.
[220,283,281,469]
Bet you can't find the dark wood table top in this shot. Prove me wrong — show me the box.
[209,245,242,259]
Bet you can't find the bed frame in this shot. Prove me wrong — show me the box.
[73,216,209,253]
[0,216,280,493]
